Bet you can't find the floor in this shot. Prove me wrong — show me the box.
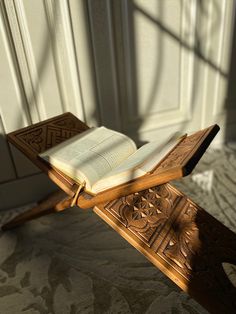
[0,145,236,314]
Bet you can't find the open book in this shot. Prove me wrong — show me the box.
[39,127,184,194]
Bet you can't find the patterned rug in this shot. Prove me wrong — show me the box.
[0,145,236,314]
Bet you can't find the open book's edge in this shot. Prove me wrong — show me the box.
[47,157,91,188]
[78,166,185,207]
[90,168,146,194]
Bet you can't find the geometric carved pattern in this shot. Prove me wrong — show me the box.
[105,184,181,247]
[160,202,201,278]
[97,183,236,313]
[19,128,44,153]
[158,198,236,286]
[15,114,89,154]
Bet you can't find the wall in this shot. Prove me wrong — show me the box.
[0,0,235,209]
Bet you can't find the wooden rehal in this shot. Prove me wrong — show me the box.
[3,112,236,313]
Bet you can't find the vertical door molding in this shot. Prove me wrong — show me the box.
[86,0,122,130]
[69,0,101,126]
[201,0,236,143]
[4,0,41,123]
[43,0,85,120]
[0,1,33,182]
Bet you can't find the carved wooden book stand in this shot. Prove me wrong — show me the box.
[2,113,236,313]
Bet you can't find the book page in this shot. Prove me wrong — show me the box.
[39,127,137,189]
[91,133,184,193]
[100,133,182,177]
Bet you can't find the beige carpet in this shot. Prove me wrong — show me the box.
[0,145,236,314]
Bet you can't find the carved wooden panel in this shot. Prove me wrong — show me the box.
[105,184,181,247]
[94,183,236,313]
[13,113,89,155]
[153,128,212,174]
[160,202,200,277]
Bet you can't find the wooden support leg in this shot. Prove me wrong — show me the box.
[2,190,72,231]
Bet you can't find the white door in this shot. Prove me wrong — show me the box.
[0,0,235,209]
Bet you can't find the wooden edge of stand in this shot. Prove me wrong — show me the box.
[77,167,184,209]
[182,124,220,176]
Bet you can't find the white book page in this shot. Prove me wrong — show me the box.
[92,133,183,193]
[40,127,137,188]
[100,133,180,177]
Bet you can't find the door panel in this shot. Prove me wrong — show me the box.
[0,0,235,208]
